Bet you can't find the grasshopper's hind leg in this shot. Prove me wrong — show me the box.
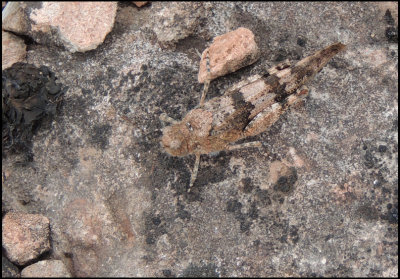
[227,141,262,151]
[243,85,309,137]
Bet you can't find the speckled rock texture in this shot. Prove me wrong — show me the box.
[150,2,211,47]
[2,2,398,277]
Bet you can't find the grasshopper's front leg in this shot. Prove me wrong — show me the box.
[159,113,179,125]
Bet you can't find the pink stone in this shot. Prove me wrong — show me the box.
[133,1,148,7]
[29,2,118,52]
[2,31,27,70]
[2,212,51,266]
[198,27,260,83]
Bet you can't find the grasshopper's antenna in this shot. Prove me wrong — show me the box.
[188,154,201,192]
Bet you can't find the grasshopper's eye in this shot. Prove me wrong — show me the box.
[186,122,193,131]
[169,138,182,149]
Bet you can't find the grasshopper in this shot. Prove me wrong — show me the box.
[161,42,346,191]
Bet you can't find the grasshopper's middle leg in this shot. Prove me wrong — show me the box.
[188,141,262,191]
[226,141,263,151]
[188,153,201,192]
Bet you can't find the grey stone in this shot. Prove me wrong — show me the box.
[21,260,71,277]
[150,2,210,47]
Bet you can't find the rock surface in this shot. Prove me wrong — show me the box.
[1,2,398,277]
[21,260,71,277]
[2,212,51,266]
[60,198,129,276]
[198,27,260,83]
[2,31,27,70]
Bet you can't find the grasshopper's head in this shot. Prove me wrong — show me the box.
[161,108,213,157]
[161,122,191,156]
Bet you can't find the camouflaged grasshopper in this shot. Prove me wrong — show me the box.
[161,42,346,191]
